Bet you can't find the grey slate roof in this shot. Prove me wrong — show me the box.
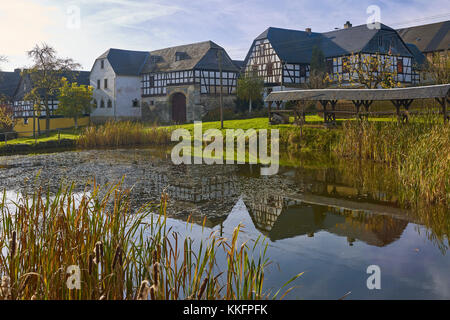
[405,43,426,67]
[232,60,245,70]
[397,20,450,53]
[14,70,91,100]
[0,70,21,98]
[246,23,415,65]
[98,48,150,76]
[141,41,239,74]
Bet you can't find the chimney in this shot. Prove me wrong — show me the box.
[344,21,352,29]
[305,27,311,34]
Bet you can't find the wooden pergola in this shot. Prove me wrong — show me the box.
[265,84,450,124]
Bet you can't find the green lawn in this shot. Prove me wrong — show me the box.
[0,115,401,149]
[0,129,79,147]
[161,115,398,133]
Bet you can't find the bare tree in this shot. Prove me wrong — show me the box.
[25,44,80,132]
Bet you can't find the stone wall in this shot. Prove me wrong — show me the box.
[142,84,236,124]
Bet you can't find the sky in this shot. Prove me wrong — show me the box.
[0,0,449,71]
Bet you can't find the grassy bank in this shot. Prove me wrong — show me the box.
[77,121,171,148]
[334,118,449,204]
[0,181,300,300]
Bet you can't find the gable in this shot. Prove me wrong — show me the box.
[98,49,149,76]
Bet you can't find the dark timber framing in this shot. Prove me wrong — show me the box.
[265,84,450,124]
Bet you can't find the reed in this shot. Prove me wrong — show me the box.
[0,181,301,300]
[334,116,449,204]
[77,121,172,148]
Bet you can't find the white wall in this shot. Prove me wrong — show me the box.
[90,58,116,119]
[115,76,142,118]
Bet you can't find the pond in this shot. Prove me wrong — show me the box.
[0,147,448,299]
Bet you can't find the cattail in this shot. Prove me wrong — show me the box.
[137,280,150,300]
[0,276,11,300]
[9,231,16,259]
[94,241,103,264]
[197,278,208,300]
[149,285,156,300]
[197,277,208,300]
[112,245,123,270]
[152,262,160,286]
[88,253,94,275]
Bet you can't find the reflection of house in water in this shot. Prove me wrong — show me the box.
[279,166,399,204]
[244,193,408,246]
[148,165,240,228]
[150,165,239,203]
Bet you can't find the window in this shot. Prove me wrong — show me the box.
[342,57,350,73]
[107,100,112,108]
[397,58,403,74]
[24,118,28,125]
[175,52,188,61]
[100,100,105,108]
[97,80,100,89]
[326,59,333,74]
[300,65,306,77]
[132,99,139,107]
[101,60,104,69]
[104,79,108,89]
[378,35,383,47]
[93,100,98,108]
[149,76,155,87]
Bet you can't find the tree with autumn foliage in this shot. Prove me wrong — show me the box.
[56,77,93,129]
[328,52,401,89]
[424,52,450,85]
[237,70,264,113]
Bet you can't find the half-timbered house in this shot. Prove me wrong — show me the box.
[3,70,90,135]
[90,48,150,123]
[244,22,426,100]
[141,41,240,123]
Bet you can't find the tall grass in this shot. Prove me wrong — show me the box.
[77,121,171,148]
[0,182,300,300]
[334,116,449,204]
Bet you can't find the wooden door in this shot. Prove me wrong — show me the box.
[172,93,186,123]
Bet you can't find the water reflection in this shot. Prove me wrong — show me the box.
[244,193,407,246]
[0,147,449,298]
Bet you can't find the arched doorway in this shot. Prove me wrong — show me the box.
[171,93,186,123]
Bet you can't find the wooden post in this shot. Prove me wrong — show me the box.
[268,101,272,124]
[320,100,329,123]
[217,50,224,129]
[439,96,449,123]
[352,100,363,120]
[330,100,337,124]
[391,100,401,122]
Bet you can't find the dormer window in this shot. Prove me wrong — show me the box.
[150,56,162,64]
[175,52,188,61]
[101,60,105,69]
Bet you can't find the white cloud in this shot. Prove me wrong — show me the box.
[0,0,448,70]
